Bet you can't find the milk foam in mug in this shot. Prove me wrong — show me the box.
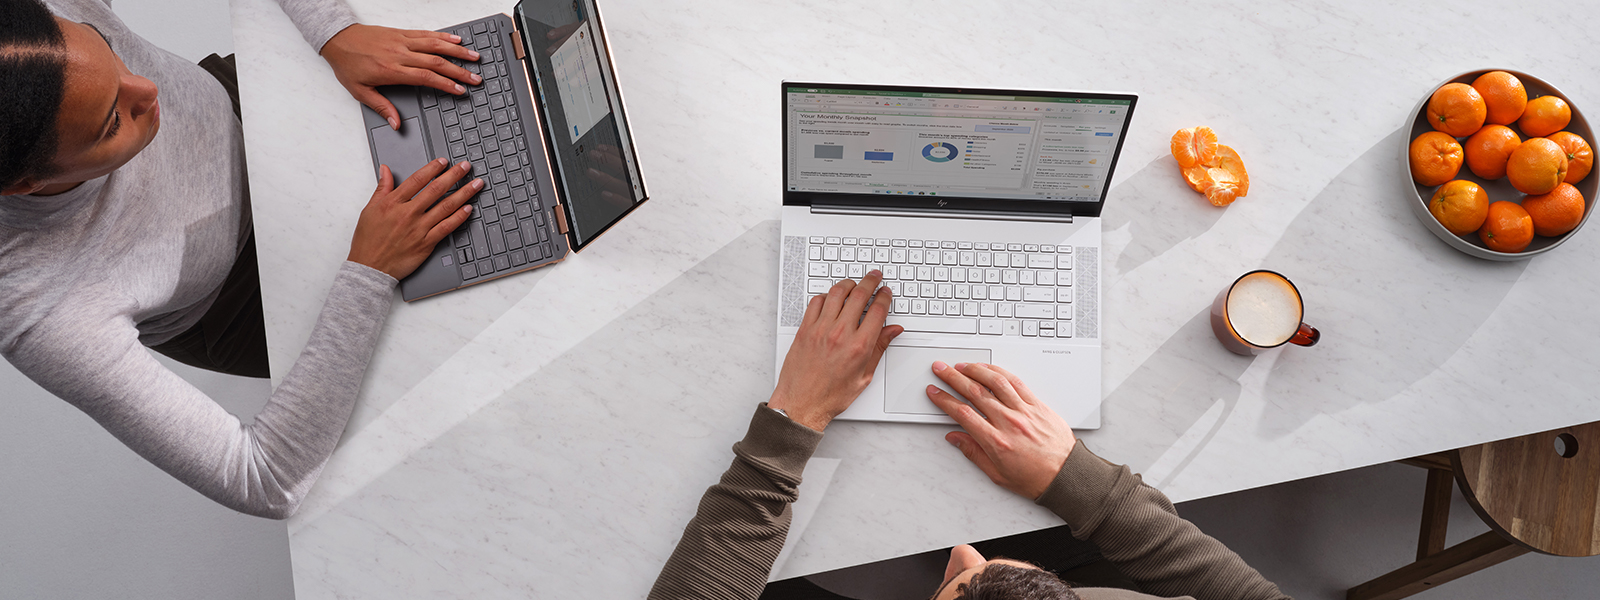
[1210,270,1320,355]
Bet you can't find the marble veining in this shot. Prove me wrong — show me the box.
[234,0,1600,595]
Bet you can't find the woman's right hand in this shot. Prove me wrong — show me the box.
[347,158,480,280]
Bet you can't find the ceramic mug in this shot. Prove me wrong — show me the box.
[1210,270,1320,356]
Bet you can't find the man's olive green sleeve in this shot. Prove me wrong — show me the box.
[1037,444,1292,600]
[648,404,822,600]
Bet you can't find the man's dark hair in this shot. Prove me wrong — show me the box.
[0,0,68,190]
[952,563,1080,600]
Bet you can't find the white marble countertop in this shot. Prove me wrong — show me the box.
[234,0,1600,596]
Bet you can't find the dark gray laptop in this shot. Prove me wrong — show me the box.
[361,0,647,301]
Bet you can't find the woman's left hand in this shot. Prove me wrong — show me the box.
[321,24,483,130]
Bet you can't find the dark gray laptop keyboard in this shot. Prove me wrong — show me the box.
[421,17,558,282]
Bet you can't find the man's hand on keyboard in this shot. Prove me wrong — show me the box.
[769,271,904,432]
[926,362,1077,500]
[322,24,483,130]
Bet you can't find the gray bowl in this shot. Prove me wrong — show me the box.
[1406,69,1597,261]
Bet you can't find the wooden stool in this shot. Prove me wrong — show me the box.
[1347,421,1600,600]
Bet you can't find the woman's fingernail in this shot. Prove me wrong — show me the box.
[926,384,940,395]
[462,204,473,213]
[948,438,960,448]
[455,84,466,94]
[459,160,471,170]
[933,361,948,372]
[450,34,462,43]
[468,49,480,59]
[389,116,399,129]
[472,74,483,84]
[954,363,967,370]
[471,179,484,189]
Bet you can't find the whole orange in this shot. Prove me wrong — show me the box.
[1518,95,1572,137]
[1410,132,1464,185]
[1472,71,1528,126]
[1548,131,1593,184]
[1506,138,1569,195]
[1429,180,1490,236]
[1478,201,1535,252]
[1427,83,1487,137]
[1521,182,1586,237]
[1463,125,1520,180]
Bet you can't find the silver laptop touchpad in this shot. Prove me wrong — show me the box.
[884,345,993,415]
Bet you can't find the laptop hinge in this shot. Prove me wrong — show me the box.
[511,28,526,60]
[810,205,1072,223]
[552,203,570,234]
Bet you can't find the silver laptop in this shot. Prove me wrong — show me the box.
[775,83,1137,428]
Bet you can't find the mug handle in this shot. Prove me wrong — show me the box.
[1289,323,1320,347]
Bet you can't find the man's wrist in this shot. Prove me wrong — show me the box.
[766,393,831,432]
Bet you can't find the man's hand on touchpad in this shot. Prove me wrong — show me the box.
[883,346,990,415]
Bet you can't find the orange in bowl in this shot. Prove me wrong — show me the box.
[1506,138,1569,195]
[1472,71,1528,126]
[1519,96,1572,137]
[1429,180,1490,236]
[1463,125,1520,180]
[1522,182,1586,237]
[1427,83,1487,137]
[1410,131,1464,185]
[1548,131,1593,184]
[1478,200,1534,253]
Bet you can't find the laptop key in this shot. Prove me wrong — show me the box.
[470,221,489,258]
[494,255,510,272]
[472,21,486,34]
[542,242,553,257]
[487,225,506,254]
[481,207,498,223]
[885,316,978,334]
[506,230,523,249]
[476,260,493,275]
[509,250,526,267]
[461,263,477,279]
[421,92,437,108]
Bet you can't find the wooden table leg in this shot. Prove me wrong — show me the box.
[1417,468,1453,560]
[1348,531,1530,600]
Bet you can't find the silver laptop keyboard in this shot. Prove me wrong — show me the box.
[806,236,1075,338]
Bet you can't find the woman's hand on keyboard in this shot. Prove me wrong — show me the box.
[769,271,904,432]
[347,158,481,280]
[322,24,483,130]
[926,362,1077,500]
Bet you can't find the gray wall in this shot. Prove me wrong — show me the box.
[2,1,294,599]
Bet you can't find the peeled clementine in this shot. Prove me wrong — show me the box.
[1518,96,1571,137]
[1471,71,1528,126]
[1171,127,1218,168]
[1429,180,1490,236]
[1463,125,1520,180]
[1427,83,1487,137]
[1478,200,1535,253]
[1174,129,1249,207]
[1410,132,1464,185]
[1506,138,1569,195]
[1548,131,1593,184]
[1522,182,1586,237]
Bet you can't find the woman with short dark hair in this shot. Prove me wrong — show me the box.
[0,0,483,518]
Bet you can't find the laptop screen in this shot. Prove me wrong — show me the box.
[783,83,1136,217]
[515,0,646,250]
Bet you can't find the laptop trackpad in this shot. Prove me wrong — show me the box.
[884,346,993,415]
[371,118,432,185]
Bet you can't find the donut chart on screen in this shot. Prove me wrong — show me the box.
[922,142,959,162]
